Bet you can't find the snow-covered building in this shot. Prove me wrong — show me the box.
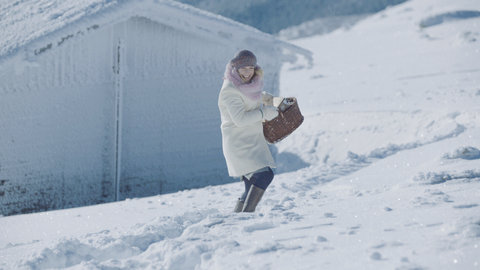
[0,0,310,215]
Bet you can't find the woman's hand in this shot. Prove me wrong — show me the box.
[262,92,274,106]
[261,106,279,121]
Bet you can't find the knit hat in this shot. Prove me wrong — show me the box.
[230,50,257,69]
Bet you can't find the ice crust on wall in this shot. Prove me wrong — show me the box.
[0,0,309,65]
[1,23,118,214]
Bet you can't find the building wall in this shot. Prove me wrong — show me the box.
[0,25,117,215]
[117,16,233,198]
[0,16,282,215]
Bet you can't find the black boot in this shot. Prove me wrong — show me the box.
[233,199,244,213]
[242,185,265,212]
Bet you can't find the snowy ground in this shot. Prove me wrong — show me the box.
[1,0,480,269]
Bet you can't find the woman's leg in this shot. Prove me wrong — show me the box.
[243,168,274,212]
[234,176,252,212]
[241,176,252,201]
[249,167,274,190]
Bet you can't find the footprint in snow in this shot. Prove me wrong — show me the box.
[243,222,275,233]
[370,251,384,261]
[309,191,323,199]
[372,241,404,249]
[339,225,361,235]
[324,212,336,218]
[270,196,297,212]
[253,242,302,254]
[453,203,478,209]
[316,236,328,242]
[426,222,443,227]
[443,146,480,160]
[411,190,454,207]
[414,170,480,185]
[282,211,303,222]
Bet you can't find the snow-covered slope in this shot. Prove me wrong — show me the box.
[175,0,408,34]
[1,0,479,269]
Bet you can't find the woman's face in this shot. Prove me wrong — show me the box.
[238,66,255,82]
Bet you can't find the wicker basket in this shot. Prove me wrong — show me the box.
[263,97,304,144]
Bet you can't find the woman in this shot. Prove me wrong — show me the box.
[218,50,279,212]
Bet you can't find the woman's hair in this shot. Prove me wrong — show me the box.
[254,66,263,78]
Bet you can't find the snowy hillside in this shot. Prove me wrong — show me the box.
[1,0,480,269]
[175,0,407,34]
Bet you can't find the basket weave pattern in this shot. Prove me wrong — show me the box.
[263,97,304,144]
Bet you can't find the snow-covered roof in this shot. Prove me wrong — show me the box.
[0,0,311,64]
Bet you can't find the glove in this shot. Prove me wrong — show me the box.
[261,106,279,121]
[262,91,274,106]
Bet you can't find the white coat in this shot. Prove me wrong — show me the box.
[218,79,276,178]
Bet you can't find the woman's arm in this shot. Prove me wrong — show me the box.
[221,91,263,127]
